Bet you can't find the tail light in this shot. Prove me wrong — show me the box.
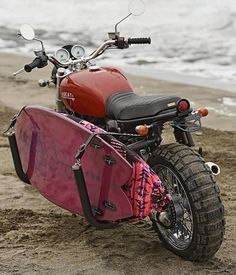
[177,99,190,113]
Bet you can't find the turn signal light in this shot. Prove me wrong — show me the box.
[177,99,190,112]
[135,124,149,136]
[198,107,208,117]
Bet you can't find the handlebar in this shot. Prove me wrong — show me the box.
[24,57,42,72]
[84,40,115,62]
[127,37,151,45]
[24,55,48,72]
[20,36,151,72]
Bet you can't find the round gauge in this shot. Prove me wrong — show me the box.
[55,48,70,63]
[71,45,85,59]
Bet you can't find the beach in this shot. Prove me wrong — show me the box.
[0,53,236,274]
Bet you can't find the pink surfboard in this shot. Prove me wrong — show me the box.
[14,106,133,221]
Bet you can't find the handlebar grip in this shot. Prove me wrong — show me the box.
[127,37,151,45]
[24,57,42,72]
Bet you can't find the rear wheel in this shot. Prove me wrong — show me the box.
[148,143,225,262]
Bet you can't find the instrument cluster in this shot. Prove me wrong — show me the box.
[55,45,86,63]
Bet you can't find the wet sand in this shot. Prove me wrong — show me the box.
[0,53,236,274]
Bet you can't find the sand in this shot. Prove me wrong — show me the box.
[0,53,235,274]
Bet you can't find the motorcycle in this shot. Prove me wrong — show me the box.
[5,0,225,262]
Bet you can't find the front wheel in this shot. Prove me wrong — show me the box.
[148,144,225,262]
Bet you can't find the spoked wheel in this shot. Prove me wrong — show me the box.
[148,143,225,262]
[154,165,194,250]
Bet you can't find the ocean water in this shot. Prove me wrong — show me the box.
[1,0,236,94]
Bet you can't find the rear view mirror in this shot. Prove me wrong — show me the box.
[19,24,35,40]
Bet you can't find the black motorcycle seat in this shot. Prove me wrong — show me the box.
[106,92,180,120]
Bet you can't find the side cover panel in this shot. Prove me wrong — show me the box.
[14,106,133,221]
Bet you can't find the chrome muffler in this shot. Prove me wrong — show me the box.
[205,162,220,176]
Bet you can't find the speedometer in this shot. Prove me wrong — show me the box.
[71,45,85,59]
[55,48,70,63]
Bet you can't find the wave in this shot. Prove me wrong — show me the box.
[1,0,236,91]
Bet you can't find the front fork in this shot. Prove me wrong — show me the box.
[55,68,67,112]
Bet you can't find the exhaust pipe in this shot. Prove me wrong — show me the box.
[205,162,220,176]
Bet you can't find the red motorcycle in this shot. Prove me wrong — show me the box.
[6,3,225,262]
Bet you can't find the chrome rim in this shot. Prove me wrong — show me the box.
[154,165,193,250]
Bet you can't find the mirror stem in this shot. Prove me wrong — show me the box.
[34,38,45,51]
[115,13,132,37]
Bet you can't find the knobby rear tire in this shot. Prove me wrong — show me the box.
[148,143,225,262]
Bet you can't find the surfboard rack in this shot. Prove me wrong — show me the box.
[72,133,117,228]
[72,161,116,228]
[4,108,30,184]
[8,133,31,184]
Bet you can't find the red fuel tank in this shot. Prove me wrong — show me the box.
[60,67,134,118]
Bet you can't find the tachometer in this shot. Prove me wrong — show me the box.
[71,45,85,59]
[55,48,70,63]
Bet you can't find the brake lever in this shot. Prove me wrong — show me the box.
[13,67,25,76]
